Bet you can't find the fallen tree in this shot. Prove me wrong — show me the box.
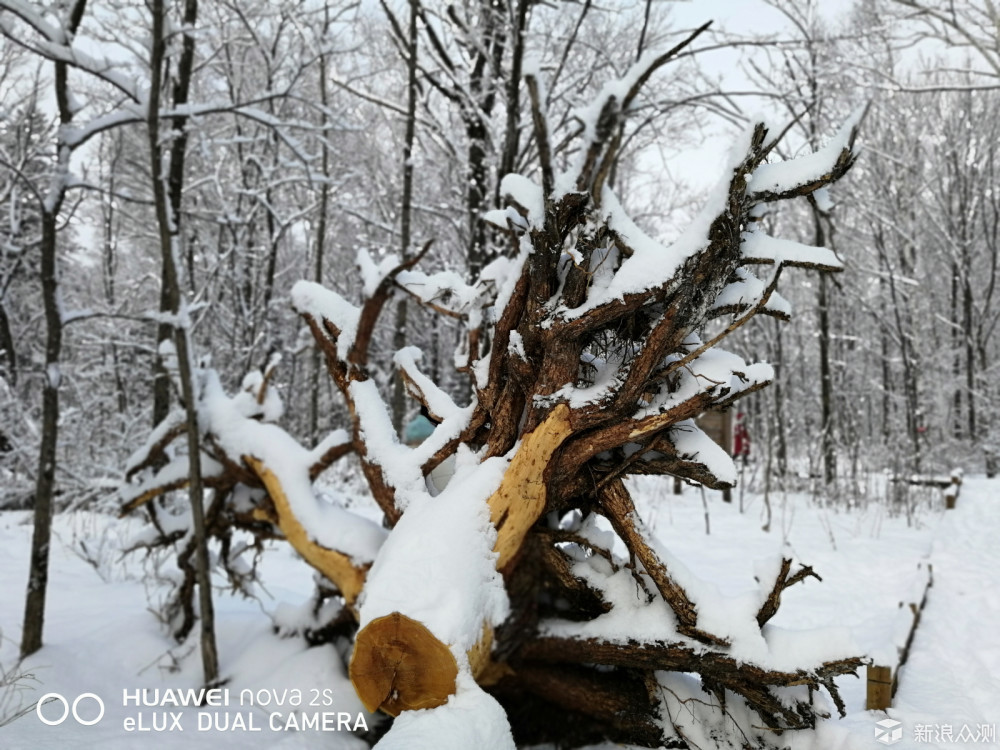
[122,25,866,749]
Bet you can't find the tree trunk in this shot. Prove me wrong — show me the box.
[390,0,419,434]
[21,0,89,658]
[350,404,574,715]
[963,268,976,440]
[0,298,15,386]
[21,211,62,659]
[951,259,962,438]
[464,0,504,280]
[772,317,788,475]
[498,0,529,193]
[153,275,172,429]
[148,0,218,685]
[814,207,835,484]
[102,139,128,414]
[309,4,333,443]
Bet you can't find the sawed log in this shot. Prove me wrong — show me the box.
[349,404,574,715]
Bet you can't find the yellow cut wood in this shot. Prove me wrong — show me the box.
[490,403,573,568]
[244,455,368,606]
[349,613,459,716]
[349,404,573,714]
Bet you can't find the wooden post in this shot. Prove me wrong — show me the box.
[867,562,932,710]
[697,410,734,501]
[866,664,893,711]
[890,471,962,509]
[945,470,962,510]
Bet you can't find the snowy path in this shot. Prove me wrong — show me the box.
[887,475,1000,749]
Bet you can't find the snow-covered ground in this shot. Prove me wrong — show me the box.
[888,479,1000,749]
[0,475,996,749]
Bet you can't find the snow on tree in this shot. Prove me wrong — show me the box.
[121,26,866,749]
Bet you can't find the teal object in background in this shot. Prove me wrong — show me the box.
[404,414,435,444]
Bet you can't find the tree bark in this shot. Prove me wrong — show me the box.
[465,1,504,280]
[0,298,15,386]
[21,0,88,659]
[310,3,333,444]
[772,317,788,475]
[963,266,976,439]
[498,0,529,196]
[390,0,419,434]
[20,211,62,659]
[814,204,836,485]
[148,0,218,685]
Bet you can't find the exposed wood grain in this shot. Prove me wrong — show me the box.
[245,455,369,606]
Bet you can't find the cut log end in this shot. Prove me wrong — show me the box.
[350,612,459,716]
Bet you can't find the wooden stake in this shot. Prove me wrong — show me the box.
[866,664,893,710]
[945,472,961,509]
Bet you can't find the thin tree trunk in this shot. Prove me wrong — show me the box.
[951,260,962,438]
[148,0,218,685]
[963,269,976,440]
[310,4,333,444]
[466,117,490,280]
[772,317,787,475]
[887,257,922,472]
[0,298,15,386]
[888,295,921,471]
[982,342,998,477]
[498,0,529,191]
[153,280,172,427]
[813,207,835,484]
[874,242,892,443]
[464,0,504,280]
[102,139,128,414]
[391,0,419,434]
[21,212,62,658]
[21,0,88,658]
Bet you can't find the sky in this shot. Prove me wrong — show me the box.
[623,0,863,224]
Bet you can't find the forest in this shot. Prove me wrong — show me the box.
[0,0,998,749]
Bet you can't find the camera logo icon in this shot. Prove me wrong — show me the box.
[36,693,105,726]
[875,718,903,745]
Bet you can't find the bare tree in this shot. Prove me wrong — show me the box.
[388,0,419,433]
[0,62,52,503]
[146,0,219,685]
[746,0,859,486]
[3,0,88,658]
[892,0,1000,85]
